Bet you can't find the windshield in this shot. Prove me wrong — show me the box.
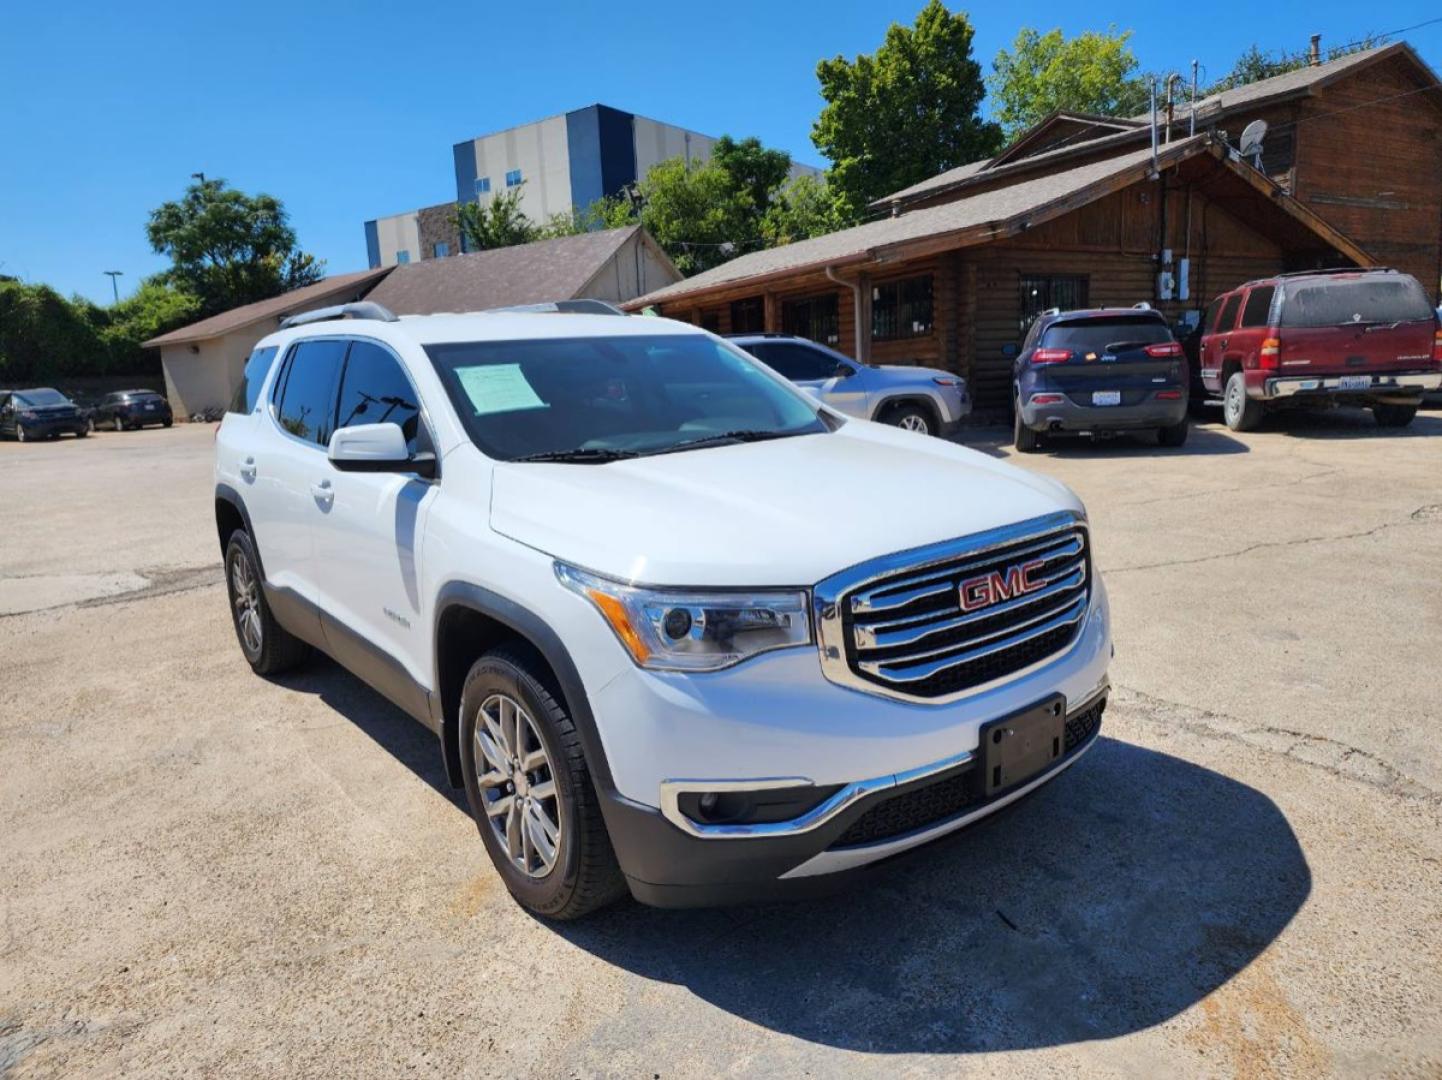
[1040,316,1171,352]
[425,333,827,461]
[16,389,70,407]
[1279,276,1435,327]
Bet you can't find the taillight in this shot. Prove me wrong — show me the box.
[1432,327,1442,366]
[1032,348,1071,364]
[1030,393,1064,405]
[1144,341,1184,358]
[1260,334,1281,371]
[1156,390,1183,400]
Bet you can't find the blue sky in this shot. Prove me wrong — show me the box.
[5,1,1440,304]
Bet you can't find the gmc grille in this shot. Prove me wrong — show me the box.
[815,514,1090,702]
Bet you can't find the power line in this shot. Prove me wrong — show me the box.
[1330,15,1442,52]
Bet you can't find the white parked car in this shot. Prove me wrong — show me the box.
[215,302,1110,917]
[729,333,970,436]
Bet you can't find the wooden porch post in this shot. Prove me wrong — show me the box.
[763,291,780,333]
[855,271,872,365]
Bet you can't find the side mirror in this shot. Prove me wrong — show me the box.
[832,362,856,379]
[1001,343,1019,359]
[328,423,436,479]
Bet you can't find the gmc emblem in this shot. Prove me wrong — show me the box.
[959,559,1047,612]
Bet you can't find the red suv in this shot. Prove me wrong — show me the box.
[1197,268,1442,431]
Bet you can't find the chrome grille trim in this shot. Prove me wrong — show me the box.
[814,511,1091,704]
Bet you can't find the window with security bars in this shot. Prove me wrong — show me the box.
[1019,274,1089,334]
[781,293,840,345]
[729,297,764,334]
[872,275,934,340]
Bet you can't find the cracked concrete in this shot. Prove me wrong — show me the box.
[1,415,1440,1078]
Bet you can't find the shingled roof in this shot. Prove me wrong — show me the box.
[627,134,1372,309]
[876,42,1441,211]
[143,267,392,347]
[365,226,669,315]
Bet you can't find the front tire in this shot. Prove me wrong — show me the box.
[224,531,309,676]
[1158,419,1189,447]
[15,427,26,443]
[1223,371,1263,432]
[459,649,626,919]
[884,403,933,436]
[1372,403,1417,428]
[75,426,88,439]
[113,415,125,432]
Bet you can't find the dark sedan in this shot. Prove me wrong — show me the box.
[0,388,90,441]
[94,389,174,431]
[1012,306,1189,452]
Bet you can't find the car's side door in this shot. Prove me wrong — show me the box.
[753,342,870,418]
[0,394,13,438]
[309,338,439,694]
[247,337,349,604]
[1202,293,1243,394]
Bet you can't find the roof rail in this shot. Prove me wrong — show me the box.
[278,301,398,329]
[1041,307,1062,316]
[1274,266,1391,279]
[489,299,626,316]
[1131,301,1153,309]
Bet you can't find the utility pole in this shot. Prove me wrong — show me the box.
[104,270,123,304]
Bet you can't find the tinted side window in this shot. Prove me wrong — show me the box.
[1202,299,1223,335]
[753,343,835,381]
[1240,286,1276,328]
[334,340,422,454]
[275,340,347,446]
[1215,294,1243,334]
[231,346,280,415]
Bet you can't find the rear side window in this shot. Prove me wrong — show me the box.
[1279,275,1435,328]
[1240,286,1276,328]
[1214,294,1243,334]
[334,341,423,454]
[275,339,347,446]
[751,343,837,381]
[1040,316,1171,352]
[230,346,279,415]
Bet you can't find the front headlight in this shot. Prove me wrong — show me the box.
[555,562,812,672]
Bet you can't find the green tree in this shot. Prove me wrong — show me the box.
[631,157,753,276]
[454,185,539,251]
[536,192,637,239]
[812,0,1001,218]
[710,135,793,219]
[761,175,846,246]
[0,281,106,382]
[100,278,201,372]
[1205,36,1387,95]
[989,26,1150,138]
[146,178,323,317]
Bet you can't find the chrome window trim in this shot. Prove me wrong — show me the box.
[814,510,1090,706]
[658,682,1109,840]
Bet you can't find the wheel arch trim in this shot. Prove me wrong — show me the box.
[215,483,265,581]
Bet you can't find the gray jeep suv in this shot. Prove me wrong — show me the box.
[729,333,970,436]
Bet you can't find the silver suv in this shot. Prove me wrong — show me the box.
[729,334,970,437]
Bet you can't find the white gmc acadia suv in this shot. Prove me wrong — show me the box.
[215,301,1111,918]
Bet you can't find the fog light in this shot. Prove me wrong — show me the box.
[698,792,720,815]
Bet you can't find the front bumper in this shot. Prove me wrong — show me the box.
[19,419,87,437]
[603,690,1107,907]
[589,579,1112,905]
[1019,394,1186,433]
[1260,370,1441,401]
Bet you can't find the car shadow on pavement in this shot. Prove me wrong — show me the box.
[1259,408,1442,440]
[953,423,1248,459]
[556,736,1311,1054]
[275,656,468,813]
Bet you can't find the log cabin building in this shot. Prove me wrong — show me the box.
[625,43,1442,412]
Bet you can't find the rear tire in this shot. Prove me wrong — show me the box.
[459,649,626,920]
[75,426,88,439]
[15,427,26,443]
[1158,419,1189,447]
[113,415,125,432]
[1371,403,1417,428]
[162,418,173,428]
[224,531,309,676]
[1013,407,1041,453]
[1223,371,1263,432]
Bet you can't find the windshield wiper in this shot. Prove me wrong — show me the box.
[510,448,641,464]
[649,429,800,455]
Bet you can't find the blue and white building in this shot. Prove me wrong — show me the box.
[365,104,821,269]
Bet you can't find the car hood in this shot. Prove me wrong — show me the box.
[489,422,1082,586]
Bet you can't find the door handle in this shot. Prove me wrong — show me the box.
[310,479,334,505]
[239,456,257,481]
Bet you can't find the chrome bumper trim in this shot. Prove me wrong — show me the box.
[1264,371,1442,398]
[657,683,1109,840]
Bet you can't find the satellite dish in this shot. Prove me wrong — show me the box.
[1239,119,1268,168]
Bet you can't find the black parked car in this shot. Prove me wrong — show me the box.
[94,389,174,431]
[1012,305,1189,452]
[0,388,90,441]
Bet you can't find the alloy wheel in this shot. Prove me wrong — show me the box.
[898,414,930,434]
[473,693,562,878]
[229,550,263,656]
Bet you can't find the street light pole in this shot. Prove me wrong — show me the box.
[104,270,123,304]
